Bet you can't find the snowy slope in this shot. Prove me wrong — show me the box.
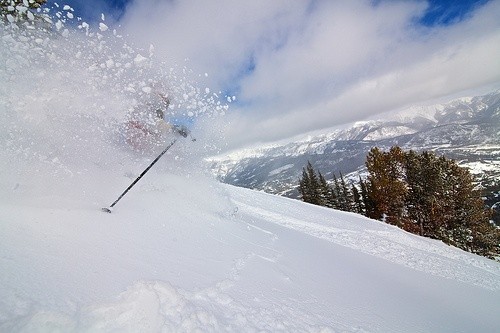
[1,6,500,333]
[1,169,500,332]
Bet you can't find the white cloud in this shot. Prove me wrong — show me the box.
[118,0,500,151]
[120,0,307,88]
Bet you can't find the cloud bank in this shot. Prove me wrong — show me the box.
[119,0,500,151]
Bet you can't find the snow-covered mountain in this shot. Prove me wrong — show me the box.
[2,6,500,332]
[210,91,500,198]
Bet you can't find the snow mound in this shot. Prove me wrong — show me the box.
[18,280,332,332]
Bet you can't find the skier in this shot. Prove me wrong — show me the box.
[103,87,192,213]
[124,88,177,152]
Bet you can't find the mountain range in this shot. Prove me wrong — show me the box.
[210,90,500,218]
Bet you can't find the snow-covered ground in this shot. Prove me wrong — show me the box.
[1,6,500,332]
[1,161,500,332]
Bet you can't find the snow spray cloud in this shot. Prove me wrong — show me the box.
[0,3,232,186]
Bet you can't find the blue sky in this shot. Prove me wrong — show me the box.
[50,0,129,21]
[418,0,490,26]
[54,0,491,26]
[48,0,500,150]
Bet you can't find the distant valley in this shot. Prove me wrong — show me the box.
[210,91,500,221]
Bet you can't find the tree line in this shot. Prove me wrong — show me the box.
[298,146,500,260]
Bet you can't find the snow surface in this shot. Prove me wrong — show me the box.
[2,163,500,332]
[1,5,500,333]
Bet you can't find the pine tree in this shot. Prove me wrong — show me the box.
[365,146,407,226]
[469,218,500,259]
[445,162,495,255]
[318,172,333,208]
[365,146,498,259]
[352,183,364,214]
[404,151,494,252]
[404,151,448,236]
[360,178,375,218]
[306,161,322,205]
[298,167,312,204]
[338,172,352,212]
[331,173,342,210]
[1,0,46,11]
[298,150,499,259]
[298,161,324,206]
[1,0,47,23]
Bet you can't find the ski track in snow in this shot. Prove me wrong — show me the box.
[231,189,500,291]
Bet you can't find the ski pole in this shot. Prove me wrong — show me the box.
[102,138,177,213]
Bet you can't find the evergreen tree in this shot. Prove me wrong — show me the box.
[318,172,333,208]
[298,161,323,206]
[306,161,322,205]
[298,148,499,259]
[298,166,312,204]
[404,151,449,236]
[365,146,498,259]
[469,218,500,259]
[365,147,407,226]
[1,0,46,11]
[444,162,495,255]
[339,171,352,212]
[331,173,342,210]
[1,0,47,23]
[360,178,375,218]
[328,176,339,209]
[351,183,364,214]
